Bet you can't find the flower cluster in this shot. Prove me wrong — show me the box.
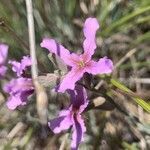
[2,17,113,149]
[41,17,113,149]
[4,56,34,110]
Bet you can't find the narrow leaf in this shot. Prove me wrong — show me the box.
[102,6,150,36]
[111,79,150,113]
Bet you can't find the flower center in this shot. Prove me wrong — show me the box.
[78,60,85,68]
[71,106,79,117]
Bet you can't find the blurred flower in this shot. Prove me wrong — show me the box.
[4,56,34,110]
[4,78,34,110]
[41,17,113,92]
[9,55,32,77]
[48,85,88,150]
[0,43,8,77]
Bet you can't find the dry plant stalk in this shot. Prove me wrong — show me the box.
[7,122,25,139]
[25,0,48,125]
[59,133,69,150]
[114,48,137,69]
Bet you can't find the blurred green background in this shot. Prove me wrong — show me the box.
[0,0,150,149]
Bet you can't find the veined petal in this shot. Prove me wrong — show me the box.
[85,57,113,75]
[83,17,99,61]
[58,67,85,93]
[68,85,88,108]
[20,90,34,103]
[75,85,88,106]
[71,115,86,150]
[0,44,8,65]
[48,114,73,134]
[41,38,77,67]
[6,94,25,110]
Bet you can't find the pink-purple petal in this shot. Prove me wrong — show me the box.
[48,114,73,134]
[85,57,113,75]
[4,78,33,94]
[41,38,76,67]
[79,101,89,114]
[9,60,21,76]
[71,115,86,150]
[58,67,85,93]
[0,66,7,77]
[68,85,88,108]
[59,109,71,116]
[0,43,8,64]
[4,77,34,110]
[6,94,25,110]
[83,17,99,61]
[21,56,32,70]
[9,56,31,77]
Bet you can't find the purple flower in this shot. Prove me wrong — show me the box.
[4,78,34,110]
[9,55,32,77]
[41,17,113,92]
[48,85,88,150]
[4,56,34,110]
[0,43,8,77]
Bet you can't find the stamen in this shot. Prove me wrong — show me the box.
[78,61,85,68]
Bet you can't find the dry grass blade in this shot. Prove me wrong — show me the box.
[114,48,137,69]
[25,0,48,125]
